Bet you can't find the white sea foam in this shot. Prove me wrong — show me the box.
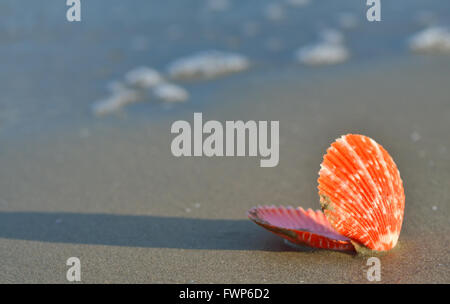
[124,66,164,88]
[92,88,140,116]
[409,26,450,54]
[152,83,189,103]
[295,29,349,65]
[93,63,191,115]
[167,50,249,80]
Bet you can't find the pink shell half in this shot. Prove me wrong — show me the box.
[248,206,355,251]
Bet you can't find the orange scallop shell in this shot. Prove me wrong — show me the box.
[318,134,405,252]
[248,134,405,253]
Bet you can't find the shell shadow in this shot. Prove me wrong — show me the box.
[0,211,310,251]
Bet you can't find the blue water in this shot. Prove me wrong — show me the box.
[0,0,449,137]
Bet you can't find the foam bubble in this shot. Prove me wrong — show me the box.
[167,50,249,80]
[409,26,450,54]
[295,42,349,66]
[295,29,349,66]
[125,66,164,88]
[152,83,189,103]
[92,88,140,116]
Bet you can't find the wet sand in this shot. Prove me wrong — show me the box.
[0,55,449,283]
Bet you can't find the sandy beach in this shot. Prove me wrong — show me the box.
[0,53,449,283]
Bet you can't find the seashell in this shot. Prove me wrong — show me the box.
[318,134,405,252]
[248,206,355,251]
[248,134,405,253]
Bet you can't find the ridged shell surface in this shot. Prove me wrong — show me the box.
[318,134,405,252]
[248,206,355,251]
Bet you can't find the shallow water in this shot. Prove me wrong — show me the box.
[1,0,450,136]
